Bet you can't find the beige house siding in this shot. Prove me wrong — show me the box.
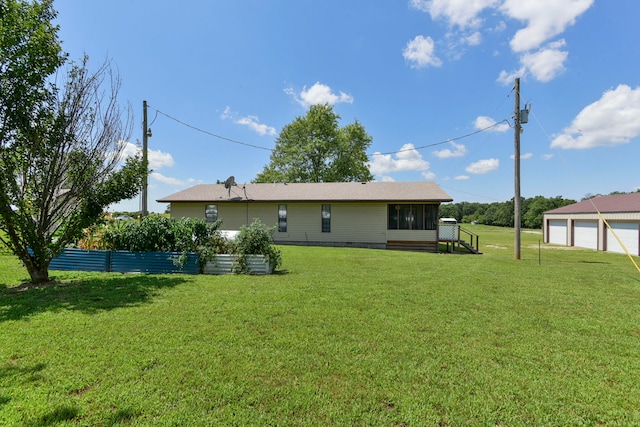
[387,229,438,242]
[170,203,207,220]
[272,202,387,245]
[168,201,441,248]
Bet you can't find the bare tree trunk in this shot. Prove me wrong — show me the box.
[27,265,50,285]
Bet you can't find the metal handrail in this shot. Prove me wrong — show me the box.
[459,226,480,254]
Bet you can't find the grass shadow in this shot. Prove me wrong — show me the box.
[34,405,79,426]
[0,362,47,409]
[0,274,191,322]
[107,407,140,426]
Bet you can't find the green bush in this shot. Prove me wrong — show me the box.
[233,219,282,273]
[103,216,282,274]
[104,216,224,271]
[105,216,221,253]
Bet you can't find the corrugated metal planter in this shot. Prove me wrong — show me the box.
[48,249,199,274]
[49,248,111,272]
[110,251,199,274]
[202,254,272,275]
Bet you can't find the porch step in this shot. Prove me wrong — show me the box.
[386,240,438,252]
[459,240,482,254]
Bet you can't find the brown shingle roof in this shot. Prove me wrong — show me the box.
[157,181,453,203]
[545,193,640,214]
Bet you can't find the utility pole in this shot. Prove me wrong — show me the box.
[514,78,521,260]
[141,100,149,217]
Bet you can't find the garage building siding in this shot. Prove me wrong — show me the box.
[542,193,640,256]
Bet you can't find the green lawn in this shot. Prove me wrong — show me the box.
[1,226,639,426]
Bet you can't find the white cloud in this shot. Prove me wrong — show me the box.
[286,82,354,108]
[520,40,568,82]
[151,172,185,186]
[368,143,431,175]
[465,31,482,46]
[551,84,640,149]
[465,158,499,174]
[235,116,276,136]
[510,152,533,159]
[381,176,396,182]
[455,175,470,180]
[501,0,594,52]
[148,149,175,170]
[220,106,233,120]
[493,21,507,32]
[410,0,500,29]
[498,40,568,85]
[118,141,183,189]
[433,142,467,158]
[422,170,436,180]
[541,154,554,160]
[118,141,174,171]
[409,0,593,83]
[118,140,139,159]
[403,35,442,68]
[497,67,526,85]
[221,106,276,136]
[474,115,510,132]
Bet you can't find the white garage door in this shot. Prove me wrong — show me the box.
[573,220,598,249]
[548,220,567,245]
[606,222,639,255]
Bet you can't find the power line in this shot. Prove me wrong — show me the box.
[148,105,274,152]
[369,119,511,156]
[146,104,510,157]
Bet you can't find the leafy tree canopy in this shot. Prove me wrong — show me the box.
[0,0,145,284]
[254,104,373,183]
[440,195,577,229]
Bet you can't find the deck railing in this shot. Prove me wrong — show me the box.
[438,224,481,254]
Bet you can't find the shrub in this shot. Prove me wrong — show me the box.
[99,216,282,274]
[104,216,225,271]
[233,219,282,273]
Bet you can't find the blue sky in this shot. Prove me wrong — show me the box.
[53,0,640,212]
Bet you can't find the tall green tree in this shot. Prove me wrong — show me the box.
[254,104,374,183]
[0,0,145,284]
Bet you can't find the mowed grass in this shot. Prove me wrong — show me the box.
[1,226,639,426]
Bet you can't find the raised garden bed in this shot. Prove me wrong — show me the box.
[202,254,273,275]
[49,248,272,275]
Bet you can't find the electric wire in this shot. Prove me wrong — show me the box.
[147,105,273,152]
[145,104,511,157]
[369,119,511,156]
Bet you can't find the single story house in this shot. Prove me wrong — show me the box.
[543,193,640,256]
[157,181,453,252]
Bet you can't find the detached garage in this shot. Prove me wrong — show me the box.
[547,219,567,245]
[543,193,640,256]
[573,220,598,250]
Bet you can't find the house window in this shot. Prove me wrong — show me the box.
[278,204,287,232]
[205,204,218,223]
[321,204,331,232]
[388,204,438,230]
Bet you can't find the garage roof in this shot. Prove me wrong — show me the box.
[157,181,453,203]
[545,193,640,214]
